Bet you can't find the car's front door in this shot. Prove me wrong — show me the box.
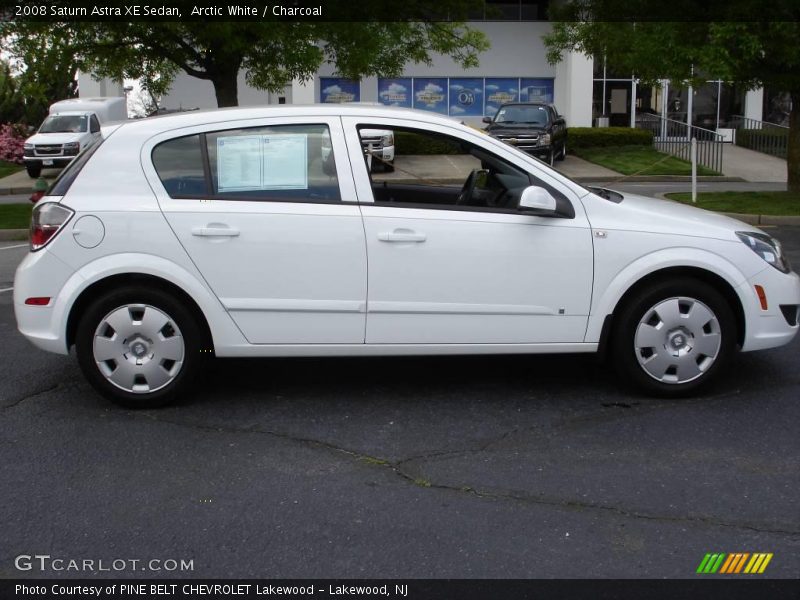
[144,116,367,344]
[342,116,593,345]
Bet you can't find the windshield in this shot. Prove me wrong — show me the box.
[494,105,550,126]
[39,115,87,134]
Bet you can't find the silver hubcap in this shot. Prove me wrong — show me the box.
[93,304,185,394]
[634,296,722,384]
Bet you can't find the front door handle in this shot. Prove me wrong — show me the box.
[191,226,240,237]
[377,229,426,243]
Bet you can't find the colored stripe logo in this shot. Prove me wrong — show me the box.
[696,553,773,574]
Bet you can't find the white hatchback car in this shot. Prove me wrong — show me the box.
[14,105,800,407]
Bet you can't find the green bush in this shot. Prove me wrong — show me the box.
[735,128,787,159]
[394,131,467,155]
[567,127,653,151]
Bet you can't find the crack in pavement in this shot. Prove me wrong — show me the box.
[136,412,800,538]
[1,383,60,410]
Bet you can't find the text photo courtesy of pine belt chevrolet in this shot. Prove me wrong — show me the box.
[13,105,800,408]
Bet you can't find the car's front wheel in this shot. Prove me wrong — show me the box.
[26,163,42,178]
[75,287,204,408]
[612,278,736,397]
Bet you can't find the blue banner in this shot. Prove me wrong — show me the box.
[519,78,554,103]
[448,78,484,118]
[484,78,519,117]
[320,78,360,103]
[413,78,448,114]
[378,78,413,108]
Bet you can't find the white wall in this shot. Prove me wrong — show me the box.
[554,51,593,127]
[744,88,764,122]
[161,21,558,119]
[161,71,290,109]
[77,72,124,97]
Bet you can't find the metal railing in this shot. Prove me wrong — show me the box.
[635,113,724,173]
[730,115,788,159]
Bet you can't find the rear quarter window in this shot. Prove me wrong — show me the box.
[151,134,207,197]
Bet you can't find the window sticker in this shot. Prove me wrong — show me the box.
[217,134,308,192]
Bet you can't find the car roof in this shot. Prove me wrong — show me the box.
[112,103,467,135]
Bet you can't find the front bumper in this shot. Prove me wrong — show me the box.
[739,266,800,352]
[24,156,75,168]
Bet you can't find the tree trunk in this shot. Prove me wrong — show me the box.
[212,69,239,107]
[789,92,800,193]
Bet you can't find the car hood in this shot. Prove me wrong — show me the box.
[26,132,88,145]
[582,189,761,242]
[486,125,547,136]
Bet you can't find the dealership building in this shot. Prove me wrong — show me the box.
[80,3,778,130]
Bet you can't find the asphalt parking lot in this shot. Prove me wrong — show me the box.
[0,227,799,580]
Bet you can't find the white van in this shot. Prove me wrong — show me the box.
[23,97,127,178]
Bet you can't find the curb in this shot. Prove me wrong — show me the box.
[717,213,800,226]
[655,194,800,226]
[0,187,33,195]
[0,229,28,241]
[572,175,745,183]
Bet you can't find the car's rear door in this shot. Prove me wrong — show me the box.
[142,116,367,345]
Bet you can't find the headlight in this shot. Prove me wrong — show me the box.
[736,231,791,273]
[63,142,80,149]
[539,134,551,146]
[381,133,394,146]
[24,143,34,150]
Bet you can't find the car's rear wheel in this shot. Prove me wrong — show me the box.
[612,278,736,397]
[75,287,203,408]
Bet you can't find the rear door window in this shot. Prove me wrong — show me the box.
[151,124,341,203]
[205,124,340,202]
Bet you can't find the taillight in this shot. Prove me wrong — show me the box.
[30,202,74,252]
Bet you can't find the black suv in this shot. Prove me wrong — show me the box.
[482,102,567,165]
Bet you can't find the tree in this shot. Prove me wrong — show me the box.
[1,30,81,125]
[1,2,488,109]
[543,7,800,191]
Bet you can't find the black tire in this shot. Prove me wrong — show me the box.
[611,278,736,397]
[547,150,555,166]
[556,141,567,161]
[75,286,206,408]
[26,163,42,178]
[384,162,395,173]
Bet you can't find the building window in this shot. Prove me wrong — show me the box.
[377,77,554,118]
[319,78,360,103]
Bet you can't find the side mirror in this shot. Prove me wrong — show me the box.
[482,116,492,124]
[518,186,557,215]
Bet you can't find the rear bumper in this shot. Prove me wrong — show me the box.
[13,249,76,355]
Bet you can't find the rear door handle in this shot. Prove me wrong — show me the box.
[377,229,426,243]
[191,226,240,237]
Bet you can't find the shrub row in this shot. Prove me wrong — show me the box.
[0,123,26,164]
[394,131,467,155]
[567,127,653,151]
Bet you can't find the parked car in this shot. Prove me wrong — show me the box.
[483,102,567,165]
[360,128,395,172]
[23,97,128,178]
[14,105,799,408]
[321,127,394,173]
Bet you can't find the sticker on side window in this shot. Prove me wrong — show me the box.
[216,133,308,192]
